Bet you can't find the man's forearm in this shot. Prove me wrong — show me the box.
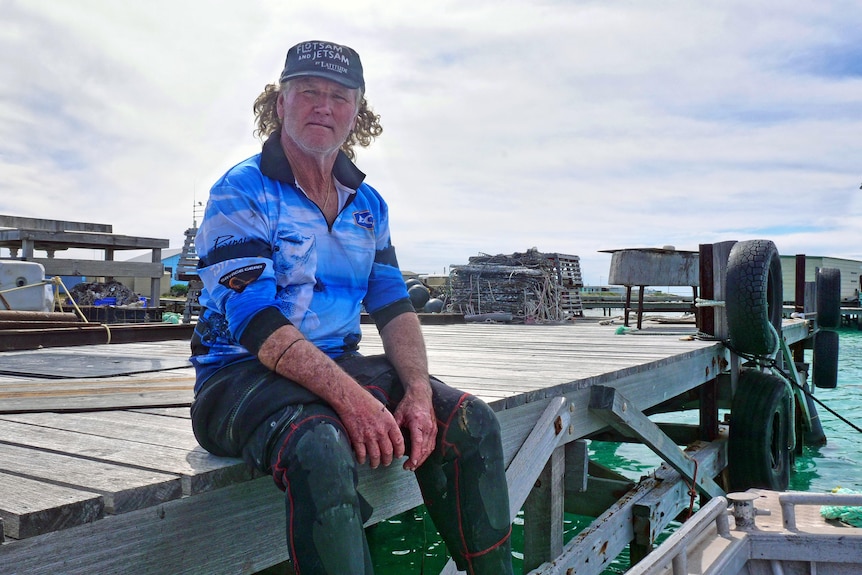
[257,324,406,468]
[257,324,363,411]
[379,312,431,393]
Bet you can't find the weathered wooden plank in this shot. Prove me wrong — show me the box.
[564,440,589,493]
[0,324,195,353]
[0,389,193,414]
[0,411,200,450]
[0,443,182,515]
[0,476,285,574]
[632,439,728,548]
[131,407,191,419]
[0,419,248,495]
[0,367,195,413]
[0,371,195,393]
[0,471,104,540]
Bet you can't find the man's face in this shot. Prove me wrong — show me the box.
[278,77,360,156]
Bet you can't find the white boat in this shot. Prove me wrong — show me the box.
[626,489,862,575]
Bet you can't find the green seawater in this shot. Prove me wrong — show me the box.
[368,328,862,574]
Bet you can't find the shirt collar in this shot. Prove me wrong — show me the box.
[259,133,367,190]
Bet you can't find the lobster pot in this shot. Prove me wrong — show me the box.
[449,264,546,317]
[448,249,584,320]
[0,261,54,312]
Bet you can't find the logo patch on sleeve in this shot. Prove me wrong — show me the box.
[218,263,266,292]
[353,210,374,229]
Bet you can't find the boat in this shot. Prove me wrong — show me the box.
[624,489,862,575]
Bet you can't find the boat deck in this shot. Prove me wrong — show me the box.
[626,489,862,575]
[0,318,810,574]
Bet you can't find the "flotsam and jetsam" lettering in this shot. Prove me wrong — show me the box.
[294,42,351,75]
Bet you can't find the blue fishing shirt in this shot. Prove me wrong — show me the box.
[190,134,413,392]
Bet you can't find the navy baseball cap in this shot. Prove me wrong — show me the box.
[279,40,365,90]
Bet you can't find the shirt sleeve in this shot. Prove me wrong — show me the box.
[360,186,413,325]
[196,174,291,350]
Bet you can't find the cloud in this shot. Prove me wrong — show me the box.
[1,0,861,284]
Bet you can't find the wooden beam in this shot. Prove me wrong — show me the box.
[632,439,726,548]
[588,386,724,498]
[24,258,163,279]
[0,229,168,250]
[528,440,725,575]
[0,216,112,233]
[0,323,195,353]
[564,476,634,518]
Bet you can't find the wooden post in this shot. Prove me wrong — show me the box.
[564,440,589,494]
[522,446,565,573]
[710,241,735,341]
[624,286,633,327]
[698,243,715,335]
[795,254,806,314]
[150,248,163,309]
[698,243,717,441]
[636,285,646,329]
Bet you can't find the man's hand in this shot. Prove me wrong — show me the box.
[339,389,405,469]
[377,311,437,472]
[258,326,408,469]
[393,385,437,471]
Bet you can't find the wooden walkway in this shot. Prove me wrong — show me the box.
[0,319,810,574]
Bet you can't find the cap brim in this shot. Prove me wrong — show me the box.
[279,70,363,90]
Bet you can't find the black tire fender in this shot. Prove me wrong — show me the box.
[725,240,783,355]
[813,330,840,389]
[816,268,841,329]
[728,369,793,491]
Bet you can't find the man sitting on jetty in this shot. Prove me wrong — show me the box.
[189,40,514,574]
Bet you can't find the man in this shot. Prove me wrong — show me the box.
[190,40,514,575]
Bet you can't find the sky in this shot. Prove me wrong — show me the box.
[2,0,861,285]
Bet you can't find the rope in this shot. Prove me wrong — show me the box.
[725,340,862,435]
[50,276,90,323]
[685,457,699,520]
[0,278,53,310]
[773,362,862,435]
[0,276,120,346]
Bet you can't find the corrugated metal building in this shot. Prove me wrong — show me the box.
[780,255,862,303]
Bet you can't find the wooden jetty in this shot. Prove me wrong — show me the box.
[0,316,813,575]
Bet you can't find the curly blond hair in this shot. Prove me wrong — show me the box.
[253,82,383,161]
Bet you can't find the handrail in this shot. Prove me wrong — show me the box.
[779,492,862,531]
[625,496,730,575]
